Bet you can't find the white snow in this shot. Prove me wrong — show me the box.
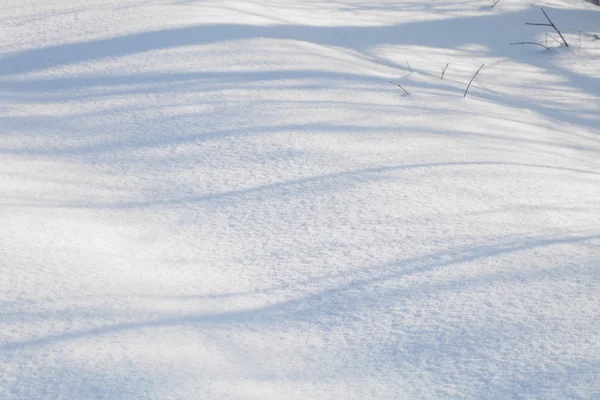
[1,0,599,398]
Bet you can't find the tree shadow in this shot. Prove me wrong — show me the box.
[1,160,596,210]
[2,231,598,351]
[1,5,598,143]
[2,232,599,398]
[2,4,600,397]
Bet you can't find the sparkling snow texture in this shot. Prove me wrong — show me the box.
[1,0,599,398]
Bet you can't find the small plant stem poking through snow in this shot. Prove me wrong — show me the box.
[541,8,569,47]
[510,42,550,50]
[407,62,413,73]
[525,8,569,47]
[546,33,562,46]
[441,63,449,79]
[464,64,484,97]
[389,81,410,95]
[491,0,501,8]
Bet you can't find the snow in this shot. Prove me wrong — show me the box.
[1,0,599,398]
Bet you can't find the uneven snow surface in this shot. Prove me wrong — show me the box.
[1,0,600,398]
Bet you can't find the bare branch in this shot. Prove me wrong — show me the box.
[389,81,410,96]
[557,28,599,41]
[441,63,449,80]
[523,9,568,48]
[545,33,562,46]
[464,64,485,98]
[510,42,550,50]
[540,8,569,47]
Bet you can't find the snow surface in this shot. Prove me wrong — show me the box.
[1,0,600,398]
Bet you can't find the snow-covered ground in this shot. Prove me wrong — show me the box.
[1,0,599,398]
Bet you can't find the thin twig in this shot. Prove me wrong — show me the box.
[564,29,600,41]
[389,81,410,95]
[540,8,568,47]
[464,64,484,98]
[491,0,501,8]
[510,42,550,50]
[546,33,562,46]
[441,63,449,79]
[407,62,413,73]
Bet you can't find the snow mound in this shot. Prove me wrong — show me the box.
[1,0,599,399]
